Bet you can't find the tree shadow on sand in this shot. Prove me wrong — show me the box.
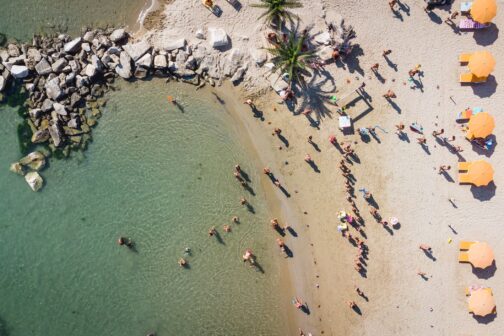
[293,69,336,121]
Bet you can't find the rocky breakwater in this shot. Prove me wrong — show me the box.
[1,26,250,191]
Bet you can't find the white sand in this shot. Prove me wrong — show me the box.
[143,0,504,334]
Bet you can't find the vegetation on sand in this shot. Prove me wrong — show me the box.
[251,0,303,28]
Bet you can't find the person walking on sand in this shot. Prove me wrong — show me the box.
[417,136,427,145]
[438,165,451,174]
[304,154,313,163]
[244,99,255,108]
[432,129,444,137]
[395,122,405,136]
[417,269,427,277]
[234,172,244,182]
[274,180,282,188]
[329,135,337,144]
[388,0,397,11]
[383,49,392,57]
[263,167,271,175]
[371,63,379,72]
[383,90,396,99]
[419,244,432,252]
[274,128,282,135]
[445,11,459,24]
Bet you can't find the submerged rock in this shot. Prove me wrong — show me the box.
[31,129,50,143]
[19,151,46,171]
[9,162,25,176]
[25,172,43,191]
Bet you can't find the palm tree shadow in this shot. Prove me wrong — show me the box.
[294,69,336,121]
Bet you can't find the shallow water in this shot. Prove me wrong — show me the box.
[0,0,145,41]
[0,79,288,335]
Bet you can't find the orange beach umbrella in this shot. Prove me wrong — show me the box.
[469,288,495,316]
[468,112,495,138]
[468,51,496,77]
[471,0,498,24]
[468,242,494,269]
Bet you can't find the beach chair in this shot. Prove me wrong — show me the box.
[459,241,476,250]
[459,18,489,30]
[458,173,473,184]
[458,252,470,263]
[459,53,472,63]
[459,73,487,84]
[458,162,471,171]
[460,2,472,14]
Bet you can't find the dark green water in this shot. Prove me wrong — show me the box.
[0,79,288,335]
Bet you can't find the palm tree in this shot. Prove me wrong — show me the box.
[251,0,303,29]
[266,29,315,88]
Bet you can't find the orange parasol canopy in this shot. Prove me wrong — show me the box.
[469,288,495,316]
[471,0,498,24]
[468,51,496,77]
[465,160,494,187]
[468,242,495,269]
[468,112,495,138]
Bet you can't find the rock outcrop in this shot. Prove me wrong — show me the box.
[25,172,43,191]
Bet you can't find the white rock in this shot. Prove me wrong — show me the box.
[51,58,68,73]
[11,65,29,78]
[195,29,205,39]
[252,49,267,65]
[69,60,80,73]
[64,37,82,54]
[136,53,152,68]
[317,45,334,62]
[53,103,68,116]
[27,48,42,62]
[165,38,186,51]
[154,54,167,69]
[25,172,43,191]
[123,40,151,61]
[110,28,126,42]
[314,31,332,45]
[91,55,104,72]
[45,77,62,100]
[29,108,44,118]
[0,76,5,92]
[49,123,63,147]
[35,58,52,75]
[83,31,95,42]
[0,49,9,62]
[84,64,97,77]
[270,73,289,92]
[208,28,229,48]
[115,51,132,79]
[82,42,91,52]
[231,67,246,83]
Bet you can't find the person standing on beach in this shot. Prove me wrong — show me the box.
[445,11,459,24]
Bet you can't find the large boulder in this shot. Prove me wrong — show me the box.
[19,151,46,171]
[84,64,97,77]
[48,123,63,147]
[9,162,24,176]
[64,37,82,54]
[136,53,152,68]
[165,38,186,51]
[35,59,52,75]
[31,129,50,143]
[110,28,127,42]
[53,103,68,116]
[41,99,54,112]
[123,40,151,61]
[83,31,95,42]
[51,58,68,73]
[154,54,167,69]
[208,28,229,48]
[25,172,43,192]
[115,51,132,79]
[27,48,42,62]
[11,65,29,78]
[45,77,62,100]
[252,49,267,65]
[7,44,20,57]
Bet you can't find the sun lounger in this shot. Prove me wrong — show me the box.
[459,18,489,30]
[458,252,470,263]
[459,241,476,250]
[459,53,472,63]
[460,2,472,14]
[458,173,473,184]
[226,0,238,4]
[458,162,471,171]
[459,73,487,84]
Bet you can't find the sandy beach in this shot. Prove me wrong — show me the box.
[141,0,504,334]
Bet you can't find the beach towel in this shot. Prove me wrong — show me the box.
[459,18,489,30]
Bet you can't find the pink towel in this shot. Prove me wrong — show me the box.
[459,18,489,29]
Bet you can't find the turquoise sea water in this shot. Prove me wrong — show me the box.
[0,0,145,41]
[0,80,288,335]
